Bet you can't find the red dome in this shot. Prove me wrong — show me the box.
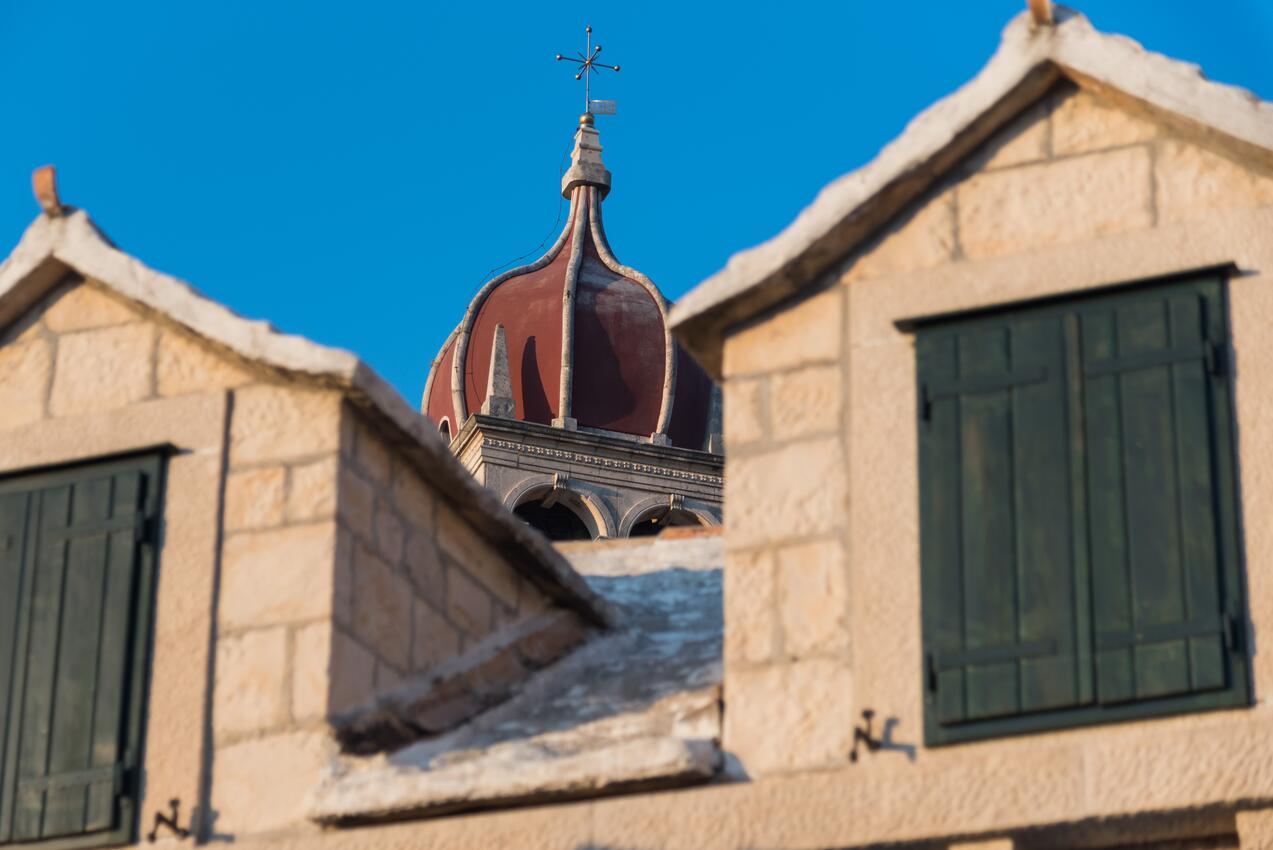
[423,119,714,450]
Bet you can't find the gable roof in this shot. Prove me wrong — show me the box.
[0,209,615,627]
[669,7,1273,377]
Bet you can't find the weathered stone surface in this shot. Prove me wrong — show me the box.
[132,437,225,833]
[49,323,155,416]
[724,438,847,549]
[329,627,376,716]
[333,529,355,628]
[0,311,43,345]
[964,100,1049,171]
[724,549,776,666]
[392,468,434,524]
[843,189,956,283]
[437,504,517,609]
[354,421,393,486]
[212,730,332,836]
[220,524,336,628]
[0,337,50,429]
[338,466,376,543]
[1237,809,1273,850]
[463,640,528,701]
[375,661,405,697]
[288,456,339,522]
[723,286,842,378]
[374,504,405,564]
[1155,138,1273,224]
[42,282,139,332]
[1051,90,1157,156]
[777,539,849,658]
[315,538,721,821]
[1083,714,1273,816]
[958,146,1153,260]
[447,567,493,637]
[352,547,412,671]
[292,621,332,722]
[724,658,852,775]
[949,840,1016,850]
[723,377,766,448]
[516,610,587,668]
[412,600,463,673]
[224,466,286,531]
[404,530,445,604]
[230,385,342,464]
[215,627,288,735]
[157,329,252,397]
[769,365,841,439]
[312,735,718,825]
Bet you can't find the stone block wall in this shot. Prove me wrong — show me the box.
[212,381,566,836]
[330,409,556,713]
[0,279,248,840]
[720,283,854,777]
[0,277,577,840]
[715,78,1273,843]
[211,383,344,837]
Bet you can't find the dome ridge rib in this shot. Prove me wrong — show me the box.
[585,187,677,440]
[448,202,578,424]
[555,185,592,427]
[421,321,460,419]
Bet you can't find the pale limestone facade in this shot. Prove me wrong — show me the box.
[0,252,607,844]
[667,13,1273,849]
[4,7,1273,850]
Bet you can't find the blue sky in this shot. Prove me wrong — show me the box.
[1,1,1269,403]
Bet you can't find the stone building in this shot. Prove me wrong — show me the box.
[423,114,723,541]
[0,5,1271,850]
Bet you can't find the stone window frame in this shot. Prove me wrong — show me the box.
[0,392,228,842]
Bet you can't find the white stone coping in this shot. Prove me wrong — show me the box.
[0,209,616,627]
[309,535,724,823]
[668,7,1273,376]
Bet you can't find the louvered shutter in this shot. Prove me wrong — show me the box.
[0,455,161,847]
[1079,281,1241,705]
[919,312,1089,736]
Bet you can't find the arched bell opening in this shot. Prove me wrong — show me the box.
[513,498,593,542]
[504,476,618,541]
[628,507,706,538]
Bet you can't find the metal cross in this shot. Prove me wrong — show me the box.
[555,26,620,114]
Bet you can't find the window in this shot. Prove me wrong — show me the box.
[916,275,1247,745]
[0,453,164,847]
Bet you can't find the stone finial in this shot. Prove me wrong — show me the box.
[481,324,517,418]
[561,113,612,199]
[32,166,64,217]
[1027,0,1054,26]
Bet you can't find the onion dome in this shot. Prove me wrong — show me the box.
[423,114,715,450]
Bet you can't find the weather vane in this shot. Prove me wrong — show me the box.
[556,26,620,115]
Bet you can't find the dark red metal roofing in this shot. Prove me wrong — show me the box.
[424,187,714,450]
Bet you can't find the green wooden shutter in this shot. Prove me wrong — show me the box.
[1079,282,1240,705]
[919,312,1089,735]
[0,491,31,839]
[0,455,162,848]
[918,274,1248,745]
